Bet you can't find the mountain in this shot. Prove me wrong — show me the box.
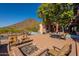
[6,19,40,32]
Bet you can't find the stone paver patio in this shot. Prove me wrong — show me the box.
[28,34,77,56]
[1,33,79,56]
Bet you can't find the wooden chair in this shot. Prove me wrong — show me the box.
[21,34,30,42]
[59,32,66,39]
[48,44,72,56]
[9,35,17,46]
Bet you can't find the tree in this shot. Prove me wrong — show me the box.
[37,3,74,32]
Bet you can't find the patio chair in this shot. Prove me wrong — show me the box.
[60,34,66,39]
[9,37,16,46]
[21,34,30,43]
[48,44,72,56]
[9,35,17,46]
[18,34,33,45]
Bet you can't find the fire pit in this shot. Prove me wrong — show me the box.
[19,44,38,56]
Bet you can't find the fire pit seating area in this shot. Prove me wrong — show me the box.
[50,32,66,39]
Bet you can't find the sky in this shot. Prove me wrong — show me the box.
[0,3,42,27]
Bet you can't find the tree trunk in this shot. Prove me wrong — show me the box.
[62,26,64,32]
[45,18,51,32]
[48,24,51,32]
[56,23,59,33]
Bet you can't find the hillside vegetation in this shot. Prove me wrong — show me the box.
[0,19,40,34]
